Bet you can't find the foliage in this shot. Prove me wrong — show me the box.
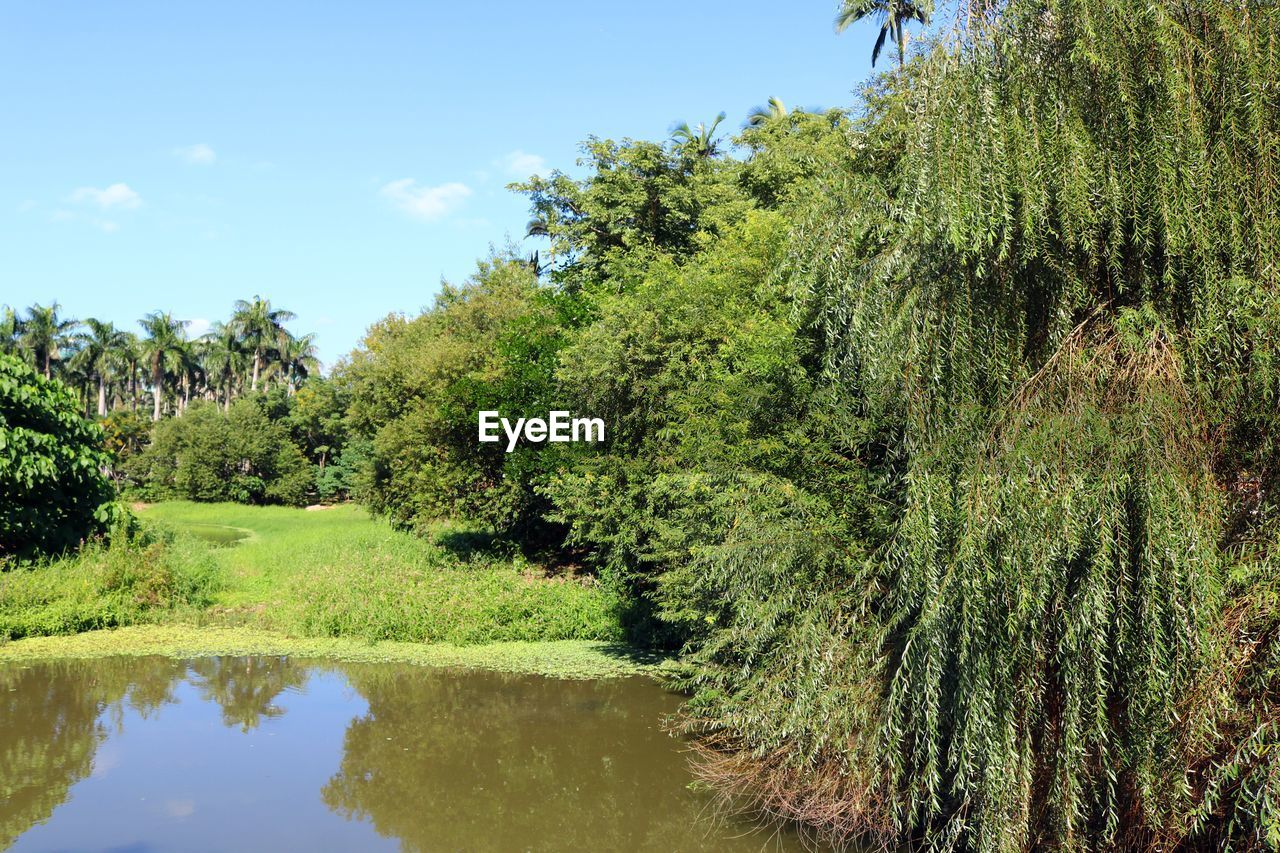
[344,255,579,541]
[0,524,219,640]
[125,399,313,506]
[11,1,1280,848]
[0,353,116,559]
[140,501,622,645]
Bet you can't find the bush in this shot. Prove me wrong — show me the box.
[126,399,313,506]
[0,524,220,640]
[0,353,116,560]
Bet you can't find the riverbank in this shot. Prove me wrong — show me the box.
[0,502,643,677]
[0,625,659,678]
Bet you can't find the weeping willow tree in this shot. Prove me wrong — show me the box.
[680,0,1280,849]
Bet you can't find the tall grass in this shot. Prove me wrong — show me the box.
[137,502,622,644]
[0,528,220,640]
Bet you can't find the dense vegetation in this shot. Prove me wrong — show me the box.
[0,503,619,647]
[336,2,1280,848]
[0,353,116,557]
[6,0,1280,849]
[1,298,359,506]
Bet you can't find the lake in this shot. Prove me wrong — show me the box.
[0,656,805,851]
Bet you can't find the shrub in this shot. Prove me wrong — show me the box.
[126,399,313,506]
[0,352,116,560]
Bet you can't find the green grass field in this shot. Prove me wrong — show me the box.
[0,502,625,654]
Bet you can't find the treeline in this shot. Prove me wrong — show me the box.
[0,297,318,421]
[337,1,1280,850]
[1,299,358,507]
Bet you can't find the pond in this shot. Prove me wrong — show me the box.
[0,657,807,851]
[181,523,250,547]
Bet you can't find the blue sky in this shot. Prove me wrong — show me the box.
[1,1,878,367]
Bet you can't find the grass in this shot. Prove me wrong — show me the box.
[0,625,658,679]
[0,501,634,674]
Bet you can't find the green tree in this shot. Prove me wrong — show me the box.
[201,321,247,410]
[670,112,727,158]
[276,332,320,394]
[19,302,77,379]
[835,0,929,67]
[0,353,115,559]
[0,307,21,356]
[138,312,188,422]
[127,398,312,506]
[230,296,296,392]
[745,96,791,127]
[70,319,129,417]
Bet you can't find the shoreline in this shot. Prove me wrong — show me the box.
[0,624,667,680]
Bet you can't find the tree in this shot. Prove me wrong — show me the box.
[126,398,313,506]
[230,296,295,392]
[671,112,727,158]
[202,321,246,410]
[277,332,320,394]
[0,353,115,558]
[835,0,929,67]
[115,332,144,413]
[745,96,791,127]
[20,302,77,379]
[138,312,188,422]
[0,307,20,356]
[70,319,129,417]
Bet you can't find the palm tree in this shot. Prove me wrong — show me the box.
[202,322,247,411]
[71,318,129,416]
[139,311,188,421]
[272,332,321,395]
[671,112,727,158]
[21,302,78,378]
[173,339,202,415]
[115,332,144,412]
[0,306,21,356]
[525,214,557,269]
[230,296,296,392]
[835,0,929,67]
[746,97,793,127]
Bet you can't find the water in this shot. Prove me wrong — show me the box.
[0,657,804,852]
[181,523,249,546]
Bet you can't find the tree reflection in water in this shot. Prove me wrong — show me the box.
[189,655,308,732]
[322,665,780,852]
[0,657,186,848]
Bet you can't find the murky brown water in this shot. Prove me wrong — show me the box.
[0,657,805,852]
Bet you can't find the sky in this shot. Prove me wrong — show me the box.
[0,1,879,367]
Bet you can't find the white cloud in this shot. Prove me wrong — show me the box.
[499,150,546,177]
[185,318,211,338]
[379,179,471,222]
[71,183,141,210]
[174,143,217,165]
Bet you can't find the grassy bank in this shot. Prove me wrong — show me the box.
[0,625,657,678]
[0,501,626,661]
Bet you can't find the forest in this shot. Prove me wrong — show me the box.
[3,0,1279,849]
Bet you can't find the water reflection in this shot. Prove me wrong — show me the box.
[190,656,307,732]
[0,657,803,852]
[0,658,186,849]
[322,667,773,851]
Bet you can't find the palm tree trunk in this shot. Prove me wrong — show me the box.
[152,360,163,422]
[251,349,261,392]
[97,375,107,417]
